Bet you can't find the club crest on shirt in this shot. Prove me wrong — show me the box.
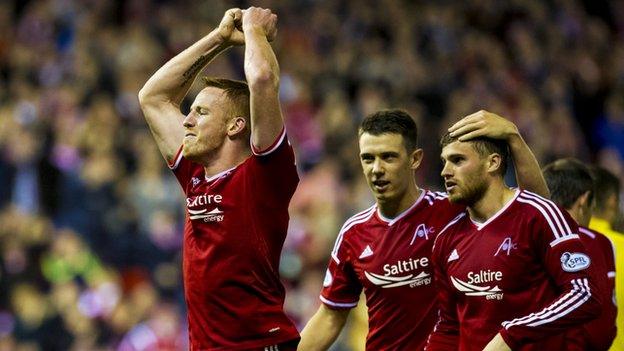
[191,177,201,187]
[451,270,504,300]
[560,252,591,272]
[494,237,517,256]
[364,257,432,288]
[410,224,435,245]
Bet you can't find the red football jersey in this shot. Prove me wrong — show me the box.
[169,129,300,350]
[427,190,602,351]
[321,190,464,350]
[577,226,617,350]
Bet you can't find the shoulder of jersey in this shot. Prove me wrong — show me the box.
[516,189,583,247]
[338,204,377,235]
[422,190,449,206]
[432,212,467,251]
[579,226,614,248]
[514,190,563,217]
[579,226,599,240]
[330,204,376,262]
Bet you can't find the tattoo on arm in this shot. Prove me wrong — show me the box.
[180,54,211,87]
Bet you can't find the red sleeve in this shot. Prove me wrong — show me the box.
[426,230,460,350]
[601,234,616,287]
[319,225,362,310]
[499,204,602,348]
[247,129,299,204]
[168,145,201,193]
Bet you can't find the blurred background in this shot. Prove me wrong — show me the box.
[0,0,623,350]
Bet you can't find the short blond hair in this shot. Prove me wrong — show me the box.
[202,77,250,118]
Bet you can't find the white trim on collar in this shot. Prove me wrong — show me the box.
[470,188,520,231]
[205,165,238,182]
[377,189,426,226]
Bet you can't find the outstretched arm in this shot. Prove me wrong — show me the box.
[241,7,284,152]
[448,110,550,197]
[298,305,350,351]
[138,9,244,163]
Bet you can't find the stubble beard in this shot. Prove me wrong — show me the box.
[183,141,215,164]
[449,174,488,206]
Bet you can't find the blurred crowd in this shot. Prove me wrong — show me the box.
[0,0,623,350]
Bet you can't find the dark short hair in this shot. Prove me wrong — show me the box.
[543,158,593,209]
[591,166,621,213]
[359,109,418,152]
[202,77,250,116]
[439,132,509,176]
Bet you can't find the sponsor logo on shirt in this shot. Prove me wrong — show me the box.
[364,257,432,288]
[186,194,224,222]
[494,237,517,256]
[451,270,504,300]
[560,252,591,272]
[410,223,435,244]
[188,207,224,222]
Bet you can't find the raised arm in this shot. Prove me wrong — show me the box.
[298,305,350,351]
[138,9,244,163]
[241,7,283,151]
[448,110,550,197]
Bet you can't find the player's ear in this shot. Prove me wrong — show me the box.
[410,148,424,170]
[227,116,247,137]
[486,153,503,175]
[578,191,592,208]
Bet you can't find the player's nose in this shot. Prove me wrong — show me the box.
[371,158,384,174]
[440,162,452,178]
[183,112,196,128]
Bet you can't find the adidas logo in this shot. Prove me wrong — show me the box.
[359,245,374,259]
[448,249,459,262]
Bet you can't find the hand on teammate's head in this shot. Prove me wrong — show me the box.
[448,110,519,142]
[242,7,278,42]
[218,8,245,46]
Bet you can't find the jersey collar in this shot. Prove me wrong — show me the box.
[470,188,520,230]
[377,189,426,226]
[205,165,239,183]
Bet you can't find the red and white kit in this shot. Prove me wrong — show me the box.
[170,129,300,350]
[576,225,616,350]
[427,190,602,351]
[321,190,463,350]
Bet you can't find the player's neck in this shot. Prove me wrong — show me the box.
[468,181,515,223]
[202,143,251,178]
[565,205,589,227]
[377,185,422,219]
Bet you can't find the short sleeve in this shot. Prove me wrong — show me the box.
[168,146,202,194]
[247,129,299,204]
[320,243,362,310]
